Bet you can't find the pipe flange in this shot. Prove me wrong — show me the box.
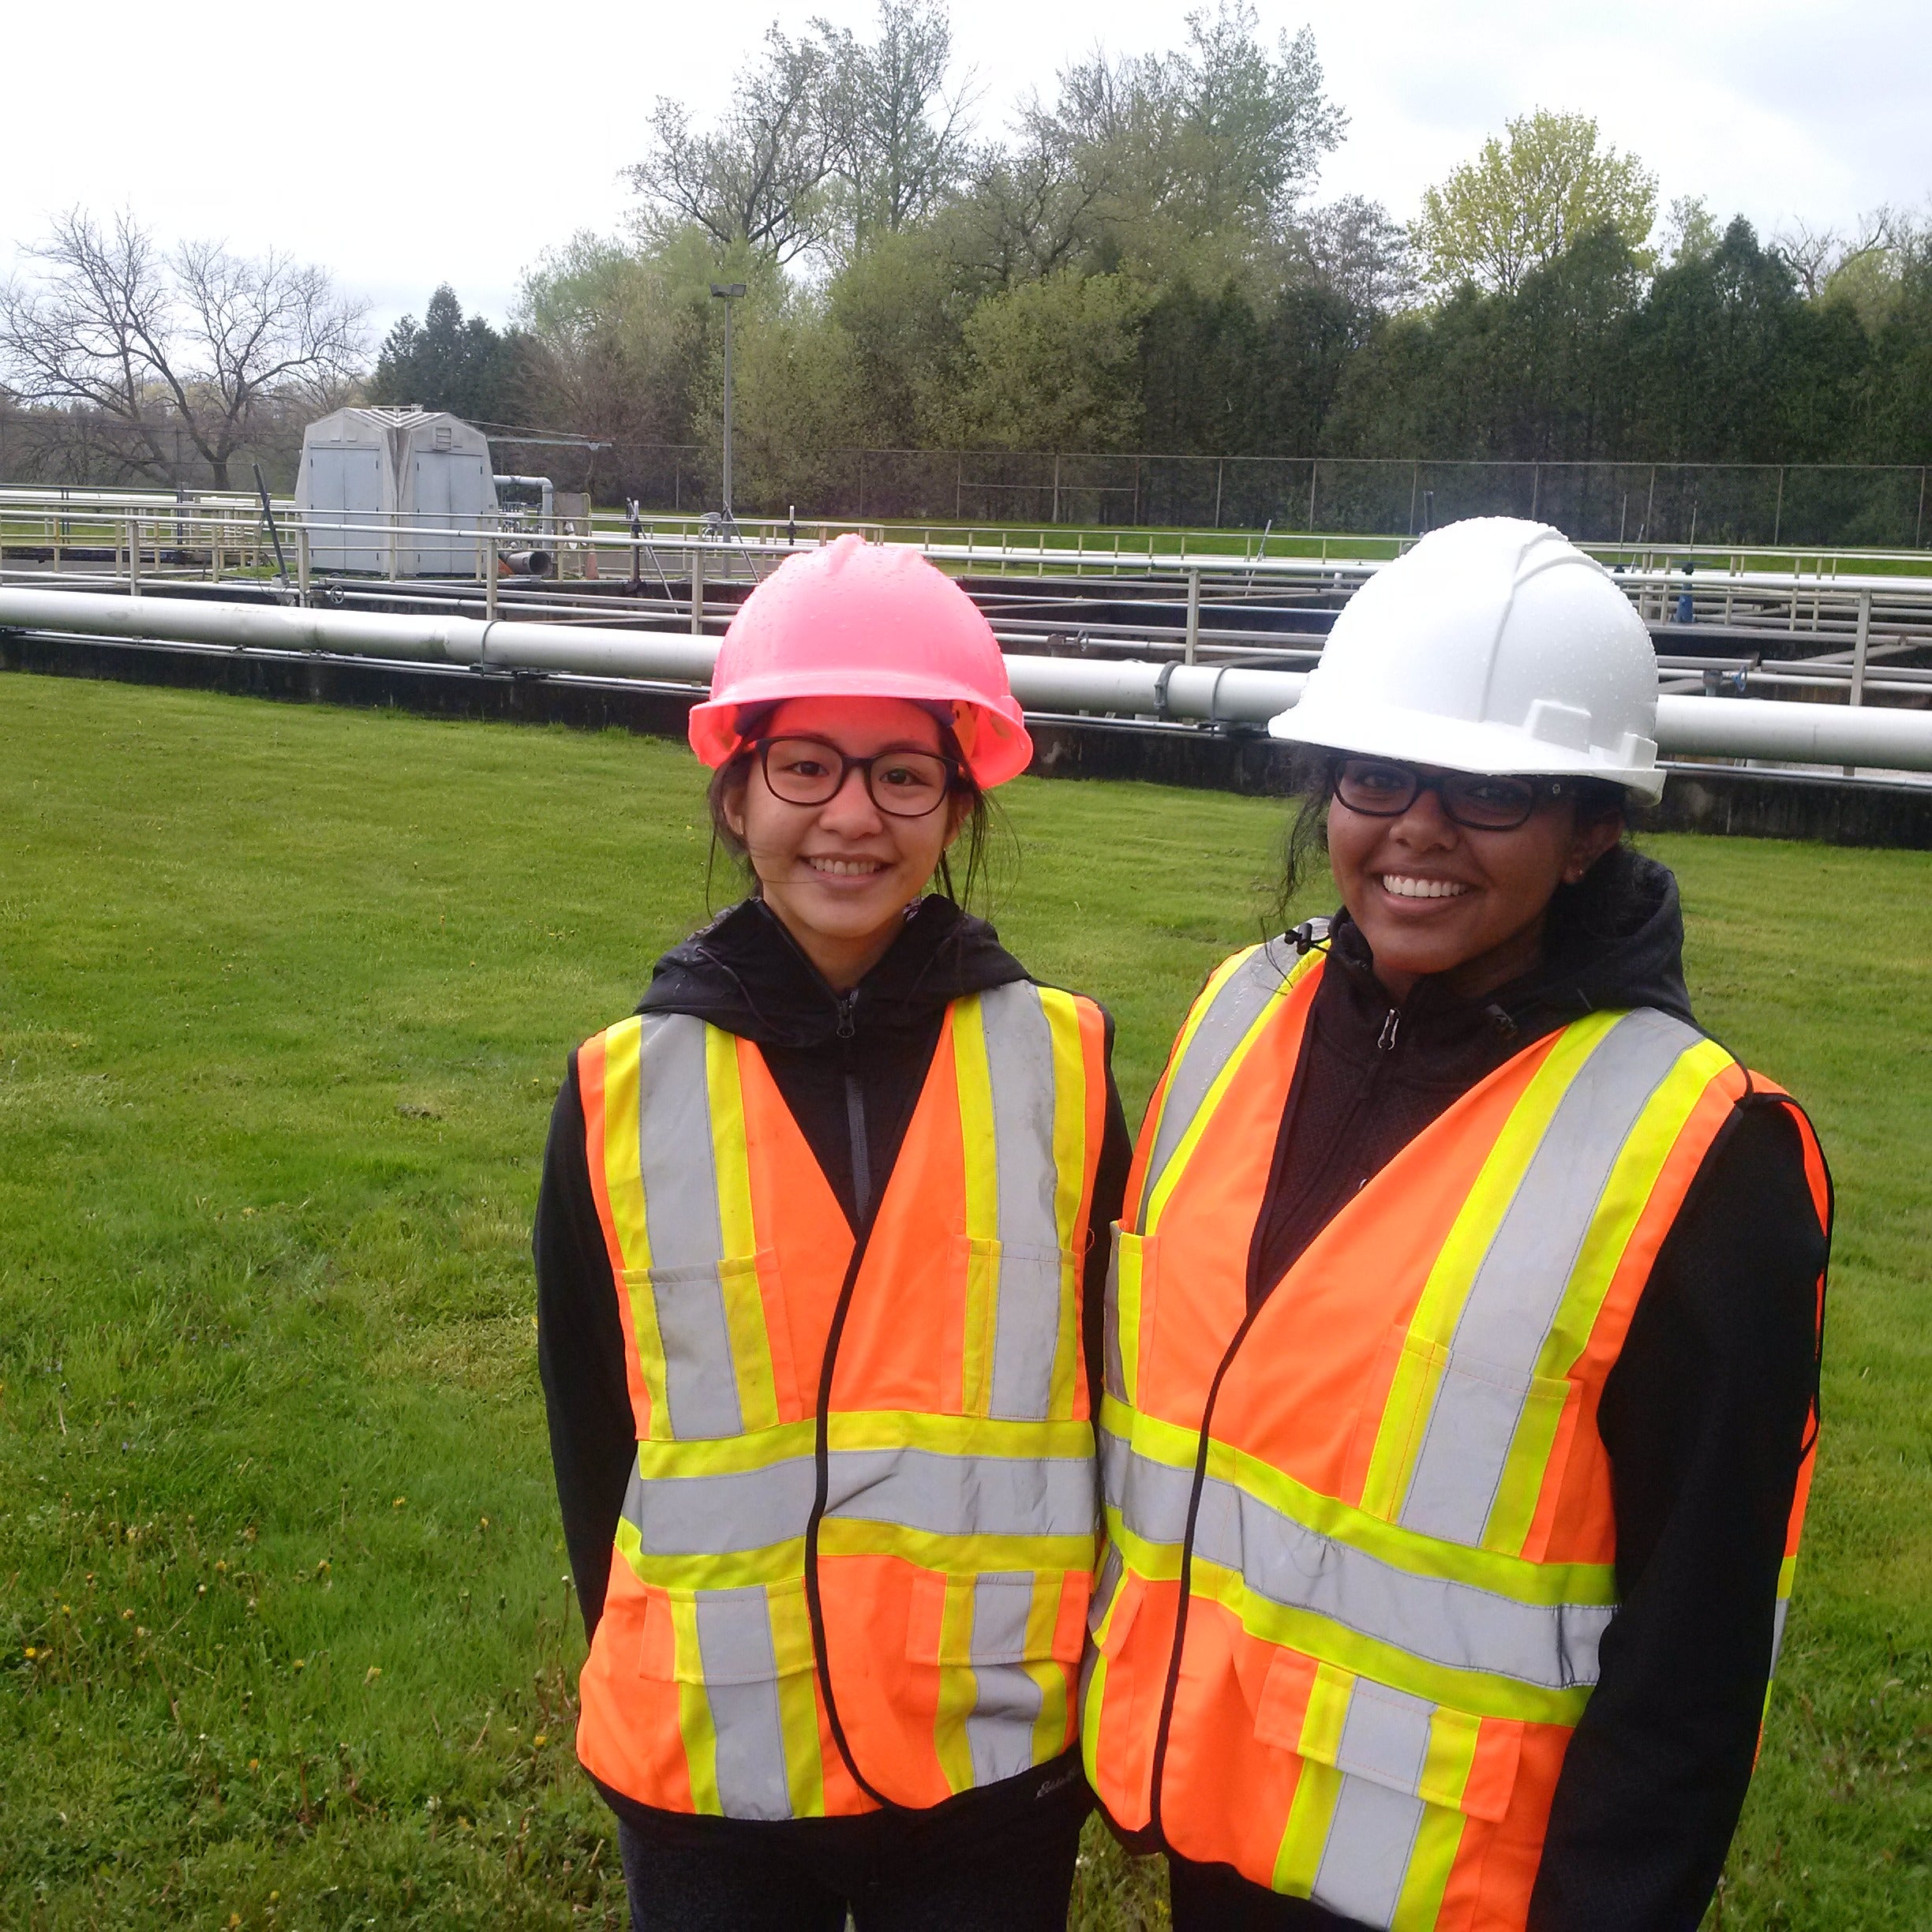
[1152,660,1178,720]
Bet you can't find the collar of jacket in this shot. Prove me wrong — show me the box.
[636,894,1031,1049]
[1320,850,1698,1069]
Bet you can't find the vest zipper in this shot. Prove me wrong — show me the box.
[1378,1005,1401,1052]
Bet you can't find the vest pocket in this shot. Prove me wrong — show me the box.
[1104,1225,1155,1406]
[1354,1325,1574,1554]
[623,1251,784,1441]
[908,1569,1085,1790]
[1252,1650,1525,1924]
[638,1579,822,1821]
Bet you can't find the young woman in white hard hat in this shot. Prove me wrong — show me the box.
[1083,519,1830,1932]
[535,536,1128,1929]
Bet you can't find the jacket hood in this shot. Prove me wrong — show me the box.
[1325,848,1696,1045]
[638,894,1029,1048]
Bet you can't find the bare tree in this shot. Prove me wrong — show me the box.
[627,27,841,264]
[819,1,978,253]
[1773,208,1896,300]
[1290,196,1418,319]
[0,208,366,489]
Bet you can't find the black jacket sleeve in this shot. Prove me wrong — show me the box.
[534,1051,638,1643]
[1083,1012,1133,1409]
[1529,1099,1828,1932]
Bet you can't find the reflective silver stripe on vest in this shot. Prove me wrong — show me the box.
[1137,945,1293,1232]
[635,1014,743,1441]
[1311,1680,1434,1927]
[625,1446,1099,1556]
[1770,1595,1791,1676]
[695,1586,792,1820]
[829,1445,1098,1540]
[1196,1472,1611,1690]
[1397,1009,1703,1547]
[965,1571,1047,1785]
[1102,1424,1196,1548]
[1102,1427,1611,1690]
[980,983,1070,1421]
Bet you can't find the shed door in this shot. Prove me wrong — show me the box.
[305,446,383,574]
[406,451,488,576]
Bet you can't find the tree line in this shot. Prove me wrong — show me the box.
[3,2,1929,525]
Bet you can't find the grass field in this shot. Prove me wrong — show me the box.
[2,671,1928,1929]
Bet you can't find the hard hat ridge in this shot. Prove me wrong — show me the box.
[1268,516,1664,803]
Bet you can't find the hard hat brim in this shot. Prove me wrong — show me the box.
[1267,695,1665,805]
[688,676,1034,788]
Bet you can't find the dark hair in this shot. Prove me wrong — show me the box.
[703,705,1010,915]
[1271,750,1646,935]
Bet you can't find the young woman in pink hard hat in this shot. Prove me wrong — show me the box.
[535,534,1129,1930]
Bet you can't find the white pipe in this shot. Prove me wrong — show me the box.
[6,586,1932,772]
[494,474,556,530]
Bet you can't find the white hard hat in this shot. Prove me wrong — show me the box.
[1268,517,1664,803]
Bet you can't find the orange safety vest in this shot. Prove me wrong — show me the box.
[1082,936,1828,1930]
[574,981,1109,1820]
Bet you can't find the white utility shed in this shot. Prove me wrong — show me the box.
[295,407,499,575]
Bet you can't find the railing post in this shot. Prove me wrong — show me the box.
[486,534,499,620]
[691,545,705,635]
[298,524,311,600]
[129,515,142,597]
[1845,586,1872,777]
[1185,568,1200,666]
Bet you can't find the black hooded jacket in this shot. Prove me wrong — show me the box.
[1165,854,1829,1932]
[534,895,1131,1844]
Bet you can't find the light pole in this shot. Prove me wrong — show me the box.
[710,282,746,522]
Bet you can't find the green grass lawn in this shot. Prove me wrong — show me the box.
[2,672,1927,1929]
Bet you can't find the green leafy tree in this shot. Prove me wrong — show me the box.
[1007,2,1345,286]
[955,269,1150,449]
[1412,110,1657,297]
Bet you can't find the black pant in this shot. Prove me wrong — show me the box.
[1167,1855,1367,1932]
[616,1789,1085,1932]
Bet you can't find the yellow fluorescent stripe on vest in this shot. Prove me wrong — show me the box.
[1144,952,1316,1237]
[1391,1805,1470,1930]
[1113,1230,1147,1408]
[816,1518,1094,1575]
[704,1026,781,1434]
[668,1592,722,1811]
[1189,1556,1593,1728]
[953,997,1002,1413]
[1357,1012,1626,1523]
[600,1021,673,1428]
[934,1578,982,1792]
[1027,1571,1073,1763]
[1273,1757,1345,1895]
[1133,945,1265,1223]
[1117,1400,1614,1611]
[1777,1552,1799,1600]
[1481,1040,1732,1553]
[1276,1664,1357,1899]
[1387,1708,1481,1928]
[1042,987,1091,1417]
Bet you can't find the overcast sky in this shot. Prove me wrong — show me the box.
[5,0,1926,343]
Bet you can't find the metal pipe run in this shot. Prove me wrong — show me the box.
[6,586,1932,774]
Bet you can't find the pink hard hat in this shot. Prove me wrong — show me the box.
[687,533,1033,787]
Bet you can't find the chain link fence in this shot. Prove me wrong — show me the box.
[552,442,1932,551]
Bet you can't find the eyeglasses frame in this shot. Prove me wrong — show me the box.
[748,734,965,820]
[1329,757,1571,833]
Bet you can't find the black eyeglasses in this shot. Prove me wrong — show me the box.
[1331,758,1567,832]
[751,736,962,819]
